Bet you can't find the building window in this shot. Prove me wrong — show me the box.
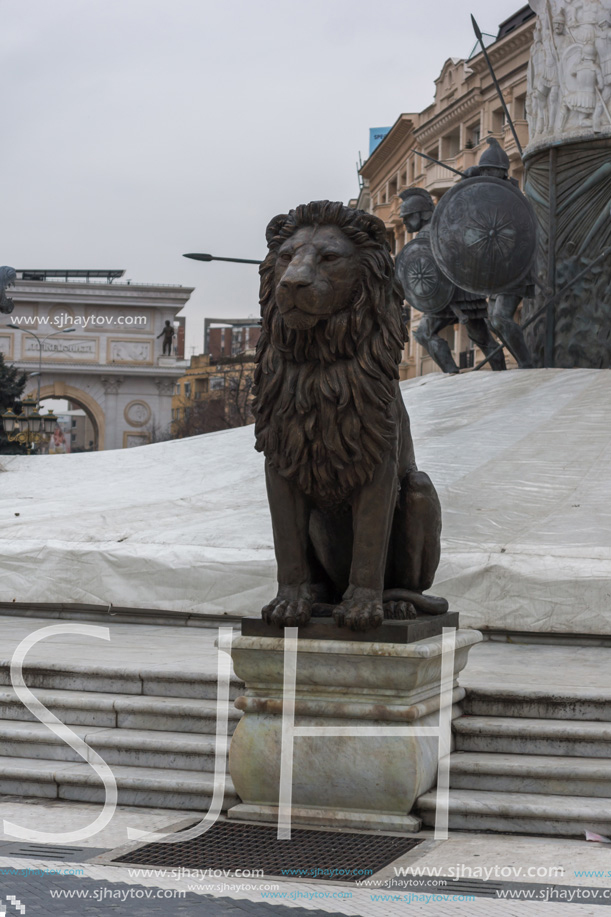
[184,382,191,398]
[210,376,224,391]
[467,120,481,147]
[492,108,506,134]
[442,129,460,159]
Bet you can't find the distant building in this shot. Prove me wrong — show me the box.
[172,352,256,436]
[5,269,191,449]
[203,317,261,360]
[354,5,534,378]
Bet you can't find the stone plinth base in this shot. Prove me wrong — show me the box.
[242,612,459,644]
[226,627,482,832]
[227,803,420,833]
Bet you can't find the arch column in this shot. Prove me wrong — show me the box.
[101,377,124,450]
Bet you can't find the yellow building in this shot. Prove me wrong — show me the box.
[172,353,256,436]
[355,5,534,377]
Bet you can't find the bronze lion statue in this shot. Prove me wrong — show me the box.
[252,201,448,631]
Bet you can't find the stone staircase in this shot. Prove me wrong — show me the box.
[417,685,611,837]
[0,657,243,811]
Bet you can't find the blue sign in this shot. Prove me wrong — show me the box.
[369,127,392,155]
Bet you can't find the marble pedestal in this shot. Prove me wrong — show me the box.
[225,628,482,833]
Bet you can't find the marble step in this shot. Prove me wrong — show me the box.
[0,755,238,811]
[0,660,243,700]
[417,788,611,837]
[463,686,611,722]
[0,686,241,734]
[0,721,229,772]
[455,716,611,757]
[450,751,611,798]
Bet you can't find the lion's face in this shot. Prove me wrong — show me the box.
[274,225,359,330]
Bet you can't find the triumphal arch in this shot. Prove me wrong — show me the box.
[1,269,191,450]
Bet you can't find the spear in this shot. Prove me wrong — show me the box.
[471,14,524,157]
[413,149,467,177]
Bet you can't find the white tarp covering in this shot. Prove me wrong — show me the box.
[0,368,610,635]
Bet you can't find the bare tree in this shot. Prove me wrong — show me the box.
[172,356,255,439]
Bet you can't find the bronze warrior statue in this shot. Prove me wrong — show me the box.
[395,188,506,374]
[252,201,448,632]
[430,138,535,369]
[460,139,534,369]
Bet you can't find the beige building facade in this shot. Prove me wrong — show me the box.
[355,6,535,377]
[172,352,256,435]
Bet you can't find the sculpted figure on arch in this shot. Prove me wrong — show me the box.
[252,201,448,632]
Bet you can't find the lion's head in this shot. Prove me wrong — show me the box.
[260,200,402,342]
[253,201,406,507]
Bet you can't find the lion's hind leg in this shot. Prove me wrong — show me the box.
[388,469,443,595]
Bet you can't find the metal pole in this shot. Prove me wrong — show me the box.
[37,337,42,404]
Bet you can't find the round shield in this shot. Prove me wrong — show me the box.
[395,234,455,314]
[430,176,537,296]
[561,44,582,93]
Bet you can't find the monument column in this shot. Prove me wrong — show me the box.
[524,0,611,367]
[101,377,124,450]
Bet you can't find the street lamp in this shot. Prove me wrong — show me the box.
[1,324,76,452]
[7,324,76,403]
[183,253,262,265]
[1,399,58,453]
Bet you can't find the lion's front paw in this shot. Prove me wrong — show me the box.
[333,588,384,632]
[262,585,312,628]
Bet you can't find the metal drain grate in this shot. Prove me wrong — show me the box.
[0,843,108,862]
[111,821,422,882]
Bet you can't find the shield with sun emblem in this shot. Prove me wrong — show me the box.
[395,233,456,314]
[430,176,537,296]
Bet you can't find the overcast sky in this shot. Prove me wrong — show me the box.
[3,0,525,355]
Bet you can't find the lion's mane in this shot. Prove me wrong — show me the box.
[252,201,406,508]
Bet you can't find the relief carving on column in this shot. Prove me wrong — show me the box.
[527,0,611,149]
[154,378,174,397]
